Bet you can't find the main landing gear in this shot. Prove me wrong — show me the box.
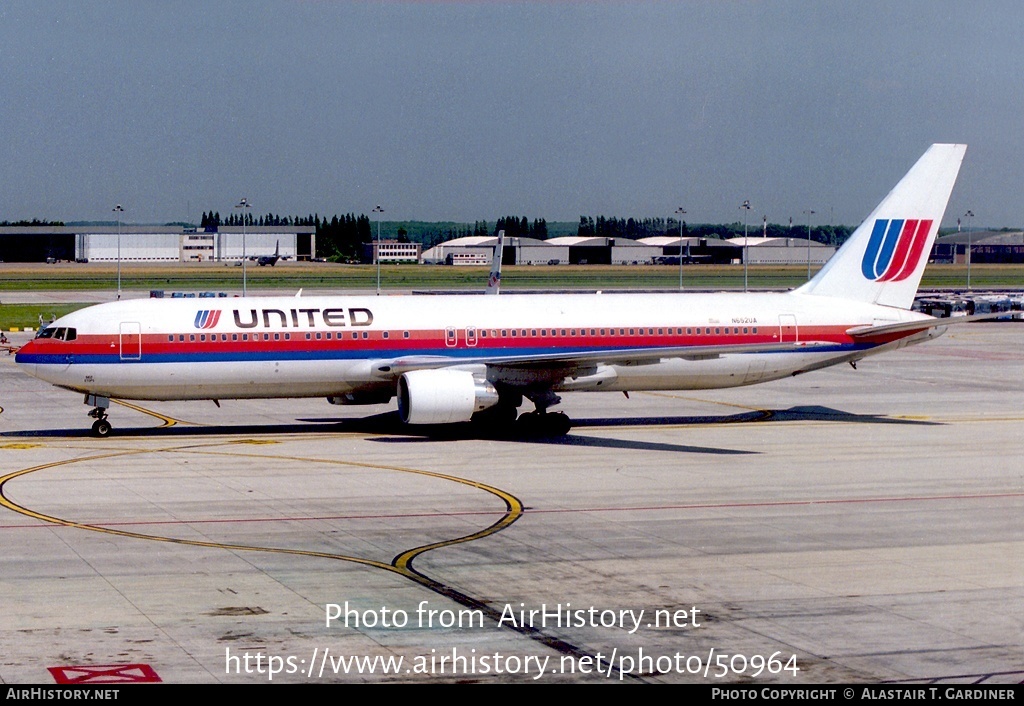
[86,394,112,437]
[470,388,573,438]
[516,389,572,437]
[515,409,572,437]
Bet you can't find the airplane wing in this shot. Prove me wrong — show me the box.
[368,339,833,379]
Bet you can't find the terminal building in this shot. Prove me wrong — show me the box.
[0,225,316,263]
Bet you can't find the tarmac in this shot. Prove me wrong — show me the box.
[0,322,1022,684]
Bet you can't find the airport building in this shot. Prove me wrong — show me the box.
[0,225,316,263]
[639,236,742,264]
[931,230,1024,264]
[724,236,836,264]
[422,236,551,265]
[421,233,835,266]
[363,240,423,264]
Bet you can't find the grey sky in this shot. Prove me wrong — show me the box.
[1,1,1020,228]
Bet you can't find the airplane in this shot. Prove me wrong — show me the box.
[257,241,280,267]
[486,230,505,294]
[16,144,980,438]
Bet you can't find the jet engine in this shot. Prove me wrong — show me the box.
[397,369,500,425]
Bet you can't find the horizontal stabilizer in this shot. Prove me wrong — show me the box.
[846,312,1005,338]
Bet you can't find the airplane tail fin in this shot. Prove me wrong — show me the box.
[486,230,504,295]
[795,143,966,309]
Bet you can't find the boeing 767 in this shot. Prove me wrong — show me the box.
[16,144,973,437]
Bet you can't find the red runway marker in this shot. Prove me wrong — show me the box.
[48,663,161,683]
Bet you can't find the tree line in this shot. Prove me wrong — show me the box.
[190,210,855,260]
[1,211,855,259]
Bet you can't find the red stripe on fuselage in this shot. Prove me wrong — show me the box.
[19,323,866,359]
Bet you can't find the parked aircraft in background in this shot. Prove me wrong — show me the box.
[16,144,975,437]
[257,241,280,267]
[486,230,504,295]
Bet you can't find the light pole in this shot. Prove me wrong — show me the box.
[372,205,384,295]
[112,204,124,299]
[803,209,816,280]
[740,200,751,291]
[236,198,251,296]
[674,207,686,290]
[964,210,974,290]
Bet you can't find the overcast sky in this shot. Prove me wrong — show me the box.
[1,1,1020,228]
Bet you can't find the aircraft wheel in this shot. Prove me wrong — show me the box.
[515,411,571,438]
[547,411,572,436]
[91,419,112,437]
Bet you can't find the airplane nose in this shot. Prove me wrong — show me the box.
[14,358,35,377]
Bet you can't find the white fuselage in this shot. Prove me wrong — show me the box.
[15,291,933,402]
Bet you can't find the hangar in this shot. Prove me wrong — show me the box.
[725,236,836,264]
[931,230,1024,264]
[422,233,835,267]
[0,225,316,263]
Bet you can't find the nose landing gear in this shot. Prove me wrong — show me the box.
[86,394,112,437]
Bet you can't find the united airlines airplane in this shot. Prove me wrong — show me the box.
[16,144,972,437]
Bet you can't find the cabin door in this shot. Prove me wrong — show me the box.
[778,314,798,343]
[120,322,142,361]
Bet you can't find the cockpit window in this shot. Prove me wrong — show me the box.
[34,327,76,341]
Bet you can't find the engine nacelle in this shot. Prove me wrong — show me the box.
[398,369,500,425]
